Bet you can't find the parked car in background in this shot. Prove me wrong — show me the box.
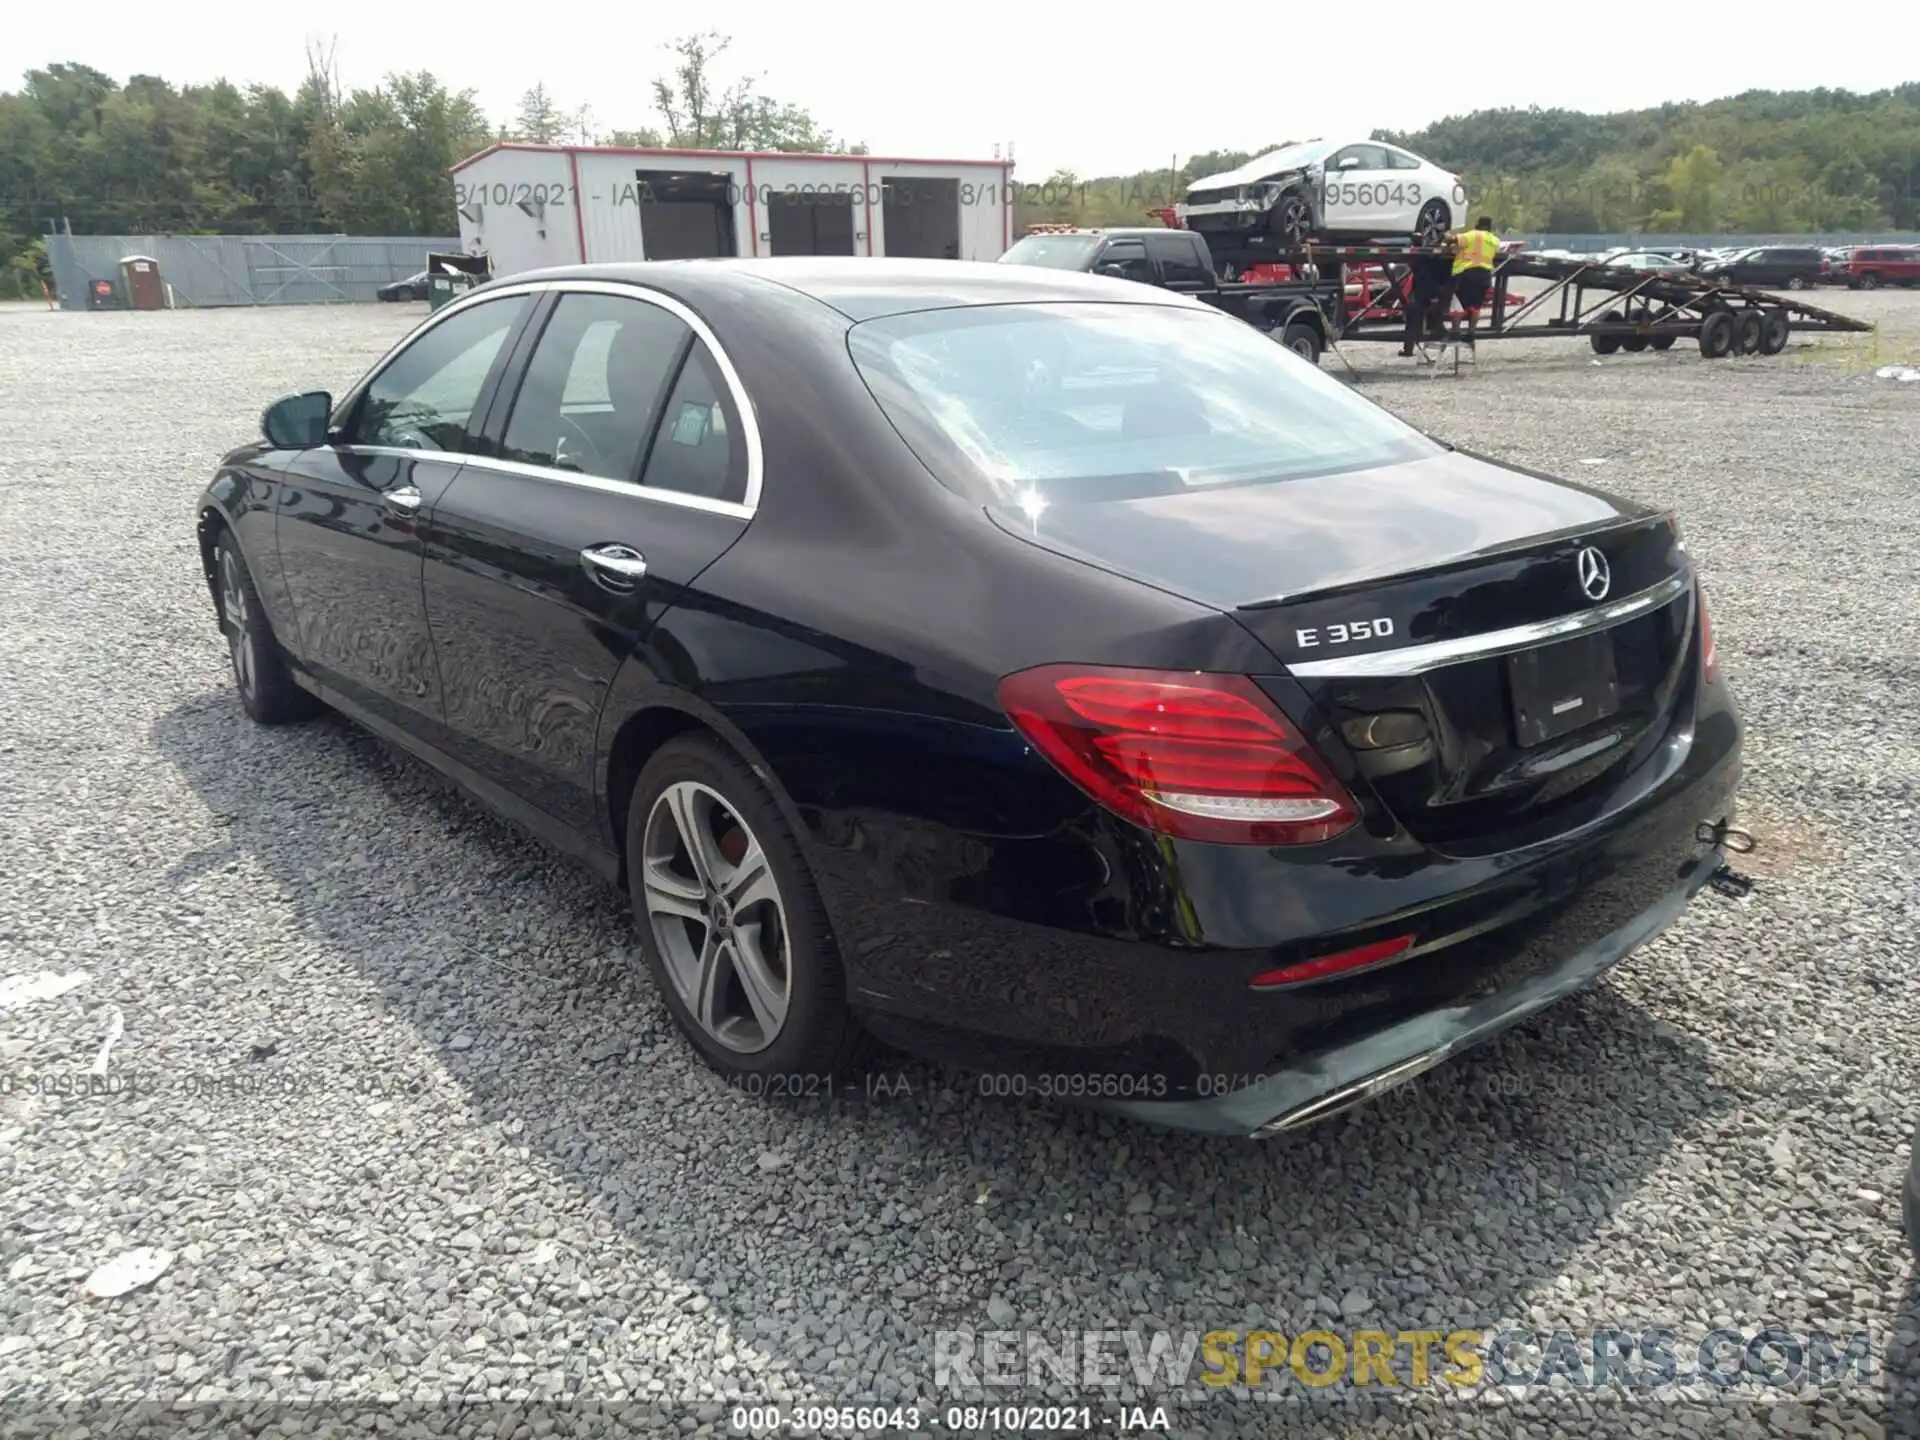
[1603,252,1694,272]
[1843,246,1920,288]
[377,271,430,302]
[194,257,1741,1138]
[1695,246,1825,290]
[1180,138,1468,249]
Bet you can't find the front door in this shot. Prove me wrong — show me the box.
[274,292,534,731]
[421,285,753,835]
[1321,143,1396,236]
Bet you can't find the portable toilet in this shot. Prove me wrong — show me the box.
[119,255,166,311]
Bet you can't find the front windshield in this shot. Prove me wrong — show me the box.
[998,234,1103,269]
[846,301,1439,506]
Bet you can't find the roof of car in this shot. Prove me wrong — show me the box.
[474,257,1206,322]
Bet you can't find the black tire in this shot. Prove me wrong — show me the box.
[213,533,321,725]
[1413,199,1450,247]
[1732,309,1764,355]
[1905,1126,1920,1261]
[1277,319,1323,364]
[1590,319,1622,355]
[1785,274,1807,290]
[1268,190,1314,247]
[1621,308,1651,353]
[1698,310,1735,359]
[1860,272,1881,290]
[625,735,866,1082]
[1650,333,1678,351]
[1757,309,1791,356]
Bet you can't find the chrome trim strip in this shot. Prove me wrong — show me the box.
[452,456,754,519]
[332,277,764,517]
[1286,570,1692,678]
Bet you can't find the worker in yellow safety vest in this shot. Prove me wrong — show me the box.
[1448,216,1501,347]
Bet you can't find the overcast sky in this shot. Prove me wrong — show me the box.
[8,3,1914,176]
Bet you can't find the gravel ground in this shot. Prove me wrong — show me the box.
[1,288,1917,1439]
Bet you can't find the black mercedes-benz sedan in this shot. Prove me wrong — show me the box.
[194,257,1741,1137]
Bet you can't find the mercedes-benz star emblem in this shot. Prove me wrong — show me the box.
[1576,546,1612,602]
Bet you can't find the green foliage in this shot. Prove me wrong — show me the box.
[0,32,864,275]
[1015,88,1920,236]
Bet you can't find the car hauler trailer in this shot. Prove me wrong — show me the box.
[1304,244,1874,358]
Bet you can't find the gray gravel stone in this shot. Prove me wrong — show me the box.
[0,292,1916,1437]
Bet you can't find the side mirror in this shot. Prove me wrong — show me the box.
[262,391,333,449]
[1337,155,1363,171]
[1096,263,1130,280]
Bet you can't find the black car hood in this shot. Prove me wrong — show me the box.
[984,447,1643,608]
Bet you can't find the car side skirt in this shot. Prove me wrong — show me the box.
[289,671,622,883]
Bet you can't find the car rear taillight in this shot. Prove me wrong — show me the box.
[996,664,1360,846]
[1696,584,1719,685]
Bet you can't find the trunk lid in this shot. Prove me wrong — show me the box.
[986,450,1697,850]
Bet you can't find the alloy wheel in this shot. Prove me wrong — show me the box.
[220,548,255,699]
[1277,193,1312,245]
[1414,202,1449,247]
[641,781,791,1053]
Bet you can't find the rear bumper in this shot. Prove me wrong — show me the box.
[842,696,1739,1128]
[1098,843,1719,1137]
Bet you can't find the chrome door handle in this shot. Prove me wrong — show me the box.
[580,543,648,589]
[384,486,422,515]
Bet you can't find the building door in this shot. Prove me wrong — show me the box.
[881,179,961,259]
[636,169,739,259]
[768,192,857,256]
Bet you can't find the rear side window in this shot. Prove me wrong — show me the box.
[639,344,748,505]
[847,301,1437,505]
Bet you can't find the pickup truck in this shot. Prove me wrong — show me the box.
[996,226,1337,363]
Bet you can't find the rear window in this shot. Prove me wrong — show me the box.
[846,301,1438,505]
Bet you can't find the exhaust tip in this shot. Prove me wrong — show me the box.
[1254,1047,1452,1137]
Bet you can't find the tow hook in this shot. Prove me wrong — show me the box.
[1696,819,1758,897]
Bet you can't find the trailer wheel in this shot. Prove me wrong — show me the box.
[1698,310,1735,358]
[1650,333,1678,351]
[1277,319,1324,365]
[1758,309,1790,355]
[1732,310,1765,355]
[1590,311,1624,356]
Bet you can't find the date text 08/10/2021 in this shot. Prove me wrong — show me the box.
[728,1404,1172,1434]
[450,180,1090,212]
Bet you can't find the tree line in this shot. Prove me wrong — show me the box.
[5,61,1917,294]
[0,32,865,290]
[1019,87,1920,236]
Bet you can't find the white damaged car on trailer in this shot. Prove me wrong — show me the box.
[1179,139,1468,252]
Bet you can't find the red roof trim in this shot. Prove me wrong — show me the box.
[451,140,1008,174]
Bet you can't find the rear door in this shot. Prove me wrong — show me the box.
[419,282,755,836]
[275,291,534,732]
